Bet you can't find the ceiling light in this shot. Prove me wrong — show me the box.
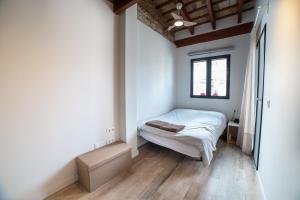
[174,20,184,27]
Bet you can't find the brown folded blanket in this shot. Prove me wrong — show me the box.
[145,120,168,129]
[145,120,185,133]
[160,124,185,133]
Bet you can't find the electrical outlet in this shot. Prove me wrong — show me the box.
[106,127,114,133]
[106,138,115,145]
[111,127,115,133]
[267,100,271,108]
[106,127,115,137]
[93,143,100,150]
[106,139,110,145]
[105,126,116,145]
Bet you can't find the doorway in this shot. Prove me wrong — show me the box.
[253,25,266,170]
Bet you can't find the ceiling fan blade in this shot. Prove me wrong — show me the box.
[183,20,197,27]
[171,12,181,20]
[168,25,176,31]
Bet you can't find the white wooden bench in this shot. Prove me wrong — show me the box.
[76,142,132,192]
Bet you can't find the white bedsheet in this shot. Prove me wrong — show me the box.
[138,109,227,166]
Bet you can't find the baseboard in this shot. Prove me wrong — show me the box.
[43,174,78,199]
[132,149,139,158]
[256,170,267,200]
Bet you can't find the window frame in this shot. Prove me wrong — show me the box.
[190,54,230,99]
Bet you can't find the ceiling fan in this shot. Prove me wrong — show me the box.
[167,2,197,31]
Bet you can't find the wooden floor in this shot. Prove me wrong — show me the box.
[47,140,263,200]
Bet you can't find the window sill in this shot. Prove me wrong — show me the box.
[190,95,229,99]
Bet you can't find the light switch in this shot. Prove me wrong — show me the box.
[267,100,271,108]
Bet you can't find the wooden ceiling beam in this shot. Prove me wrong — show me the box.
[163,0,227,15]
[162,7,177,16]
[189,0,253,23]
[113,0,138,14]
[212,0,228,5]
[187,4,207,15]
[162,0,247,20]
[217,6,254,20]
[174,22,253,47]
[206,0,216,29]
[174,5,254,32]
[190,13,209,21]
[186,0,228,16]
[156,0,172,9]
[216,6,253,21]
[163,0,227,17]
[237,0,244,23]
[218,3,237,12]
[214,0,252,15]
[184,0,203,7]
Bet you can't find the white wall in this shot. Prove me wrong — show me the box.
[136,21,176,146]
[119,4,139,157]
[175,34,250,119]
[0,0,119,199]
[255,0,300,199]
[136,21,176,123]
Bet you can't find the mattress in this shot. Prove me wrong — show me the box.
[140,130,201,158]
[138,109,227,166]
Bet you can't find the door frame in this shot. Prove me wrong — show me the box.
[253,24,267,170]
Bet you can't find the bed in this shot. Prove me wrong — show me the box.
[138,109,227,166]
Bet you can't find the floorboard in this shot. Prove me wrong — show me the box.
[46,140,263,200]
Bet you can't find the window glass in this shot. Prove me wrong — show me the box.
[211,58,227,97]
[193,61,207,96]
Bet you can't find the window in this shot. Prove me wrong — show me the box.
[191,55,230,99]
